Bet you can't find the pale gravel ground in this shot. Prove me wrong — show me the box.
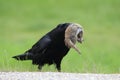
[0,72,120,80]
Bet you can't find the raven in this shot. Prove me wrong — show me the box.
[12,23,84,72]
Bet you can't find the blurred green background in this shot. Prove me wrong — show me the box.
[0,0,120,73]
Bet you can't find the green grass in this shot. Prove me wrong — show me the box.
[0,0,120,73]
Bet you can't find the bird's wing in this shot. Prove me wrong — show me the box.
[30,35,52,54]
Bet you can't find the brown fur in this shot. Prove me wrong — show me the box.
[64,23,83,54]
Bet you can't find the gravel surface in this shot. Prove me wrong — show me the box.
[0,72,119,80]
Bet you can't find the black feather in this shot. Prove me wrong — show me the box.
[12,23,71,72]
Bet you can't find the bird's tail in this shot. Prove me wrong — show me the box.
[12,52,33,60]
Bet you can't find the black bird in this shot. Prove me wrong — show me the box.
[12,23,84,72]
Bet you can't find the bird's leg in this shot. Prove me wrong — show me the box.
[38,65,42,71]
[55,60,62,72]
[56,64,61,72]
